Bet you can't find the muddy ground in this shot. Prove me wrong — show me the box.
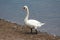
[0,19,60,40]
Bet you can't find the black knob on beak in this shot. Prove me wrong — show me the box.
[23,7,25,9]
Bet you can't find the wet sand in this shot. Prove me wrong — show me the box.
[0,19,60,40]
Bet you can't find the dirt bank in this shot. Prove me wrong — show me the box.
[0,19,60,40]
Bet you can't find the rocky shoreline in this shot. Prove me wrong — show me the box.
[0,19,60,40]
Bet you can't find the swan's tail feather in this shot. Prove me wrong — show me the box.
[41,23,45,26]
[37,23,45,28]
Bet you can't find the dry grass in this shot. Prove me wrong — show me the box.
[0,19,60,40]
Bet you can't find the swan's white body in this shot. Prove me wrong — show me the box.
[23,5,45,33]
[24,19,44,29]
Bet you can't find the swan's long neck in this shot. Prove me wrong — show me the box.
[24,8,29,22]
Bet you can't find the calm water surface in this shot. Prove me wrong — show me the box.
[0,0,60,36]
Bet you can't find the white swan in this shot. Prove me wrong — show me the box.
[23,5,45,34]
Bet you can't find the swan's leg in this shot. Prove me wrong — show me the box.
[35,27,38,34]
[35,29,37,34]
[31,28,32,33]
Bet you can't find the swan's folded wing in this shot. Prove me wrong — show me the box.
[27,19,45,27]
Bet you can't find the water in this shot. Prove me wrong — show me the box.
[0,0,60,36]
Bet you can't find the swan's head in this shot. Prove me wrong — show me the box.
[23,5,28,11]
